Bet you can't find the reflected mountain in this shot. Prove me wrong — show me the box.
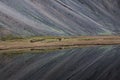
[0,45,120,80]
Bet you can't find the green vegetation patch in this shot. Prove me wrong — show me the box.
[0,34,24,41]
[79,38,97,41]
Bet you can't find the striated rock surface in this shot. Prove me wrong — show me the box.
[0,0,120,36]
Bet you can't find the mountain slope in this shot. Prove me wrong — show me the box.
[0,0,120,36]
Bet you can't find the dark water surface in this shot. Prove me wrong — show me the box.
[0,45,120,80]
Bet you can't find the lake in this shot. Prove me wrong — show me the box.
[0,45,120,80]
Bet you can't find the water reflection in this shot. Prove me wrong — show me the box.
[0,45,120,80]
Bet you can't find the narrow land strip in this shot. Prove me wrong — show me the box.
[0,36,120,50]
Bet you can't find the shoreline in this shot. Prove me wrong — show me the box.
[0,36,120,50]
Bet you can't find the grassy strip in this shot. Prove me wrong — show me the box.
[0,35,24,41]
[0,36,120,50]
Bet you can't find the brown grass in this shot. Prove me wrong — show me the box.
[0,36,120,50]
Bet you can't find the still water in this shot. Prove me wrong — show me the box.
[0,45,120,80]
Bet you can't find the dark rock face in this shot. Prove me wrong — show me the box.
[0,0,120,36]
